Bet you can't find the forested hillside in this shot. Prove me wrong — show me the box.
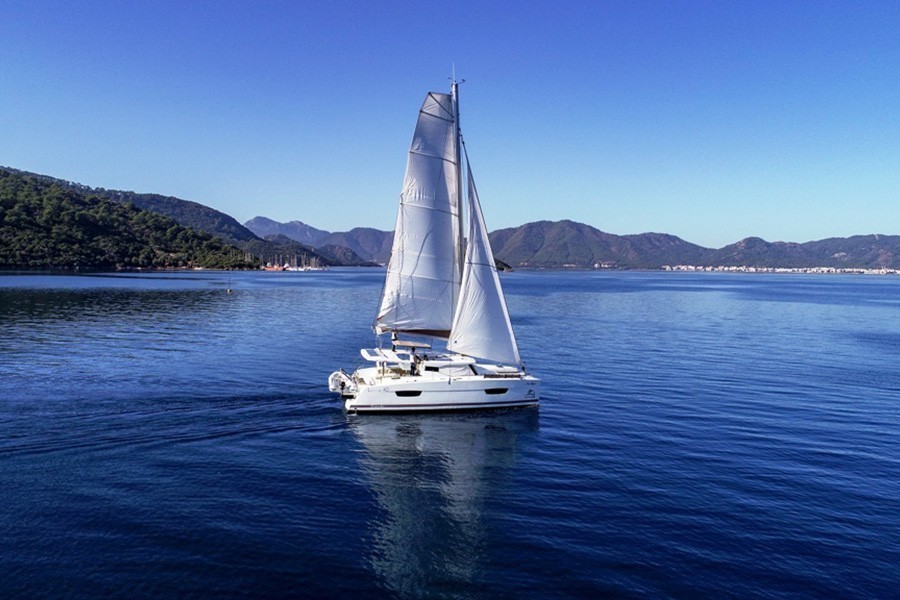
[7,163,897,272]
[0,169,257,270]
[2,167,344,268]
[1,167,258,244]
[489,220,709,269]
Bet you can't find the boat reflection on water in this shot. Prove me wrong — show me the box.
[350,408,540,597]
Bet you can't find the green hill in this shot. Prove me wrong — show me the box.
[101,190,259,245]
[8,164,897,271]
[706,235,900,269]
[489,220,709,269]
[0,168,257,270]
[2,167,348,267]
[1,167,259,246]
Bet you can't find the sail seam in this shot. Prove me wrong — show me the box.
[407,149,457,163]
[397,202,459,217]
[424,92,454,119]
[419,110,454,124]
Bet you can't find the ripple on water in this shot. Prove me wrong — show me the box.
[1,271,899,598]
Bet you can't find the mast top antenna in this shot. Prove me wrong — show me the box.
[450,63,465,86]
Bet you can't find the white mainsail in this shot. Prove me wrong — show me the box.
[447,164,522,366]
[375,92,462,337]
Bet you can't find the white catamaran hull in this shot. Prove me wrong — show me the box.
[331,368,540,413]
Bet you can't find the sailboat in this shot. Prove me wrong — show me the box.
[328,80,540,412]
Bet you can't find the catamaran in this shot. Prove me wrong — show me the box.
[328,80,540,412]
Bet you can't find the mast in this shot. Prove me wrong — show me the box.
[451,78,465,294]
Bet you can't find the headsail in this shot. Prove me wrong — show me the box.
[375,92,462,337]
[447,162,522,366]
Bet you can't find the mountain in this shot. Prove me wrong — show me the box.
[706,235,900,269]
[489,220,708,269]
[804,235,900,268]
[249,216,900,270]
[1,167,366,268]
[315,244,375,266]
[244,216,330,247]
[1,167,259,246]
[317,228,394,264]
[105,192,258,245]
[0,168,257,270]
[245,216,393,264]
[490,222,900,269]
[7,167,897,271]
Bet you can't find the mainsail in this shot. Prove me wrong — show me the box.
[447,164,522,366]
[375,92,462,337]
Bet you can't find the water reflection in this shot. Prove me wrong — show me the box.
[351,409,539,597]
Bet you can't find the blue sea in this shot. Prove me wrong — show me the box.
[1,269,898,598]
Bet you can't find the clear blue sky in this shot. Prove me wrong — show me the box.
[2,0,898,248]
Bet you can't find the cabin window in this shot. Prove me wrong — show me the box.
[425,366,439,372]
[484,388,508,395]
[395,390,423,397]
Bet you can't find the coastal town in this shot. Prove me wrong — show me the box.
[662,265,900,275]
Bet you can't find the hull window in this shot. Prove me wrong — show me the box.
[484,388,508,395]
[395,390,423,397]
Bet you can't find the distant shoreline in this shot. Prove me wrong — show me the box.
[3,265,899,276]
[662,265,899,275]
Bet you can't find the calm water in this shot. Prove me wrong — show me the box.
[1,270,898,598]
